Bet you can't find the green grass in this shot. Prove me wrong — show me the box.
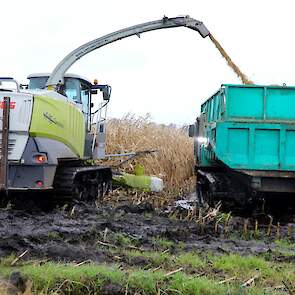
[0,250,294,294]
[123,249,205,269]
[125,249,171,267]
[169,272,230,295]
[0,262,247,295]
[0,262,124,293]
[0,254,18,266]
[127,270,164,294]
[274,238,295,249]
[210,253,295,286]
[212,254,269,273]
[176,252,205,268]
[152,237,174,249]
[47,231,62,240]
[101,231,142,248]
[134,249,294,288]
[120,247,295,287]
[111,232,133,247]
[0,262,232,295]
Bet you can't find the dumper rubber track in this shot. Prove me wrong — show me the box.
[196,169,251,212]
[53,164,112,201]
[196,169,294,213]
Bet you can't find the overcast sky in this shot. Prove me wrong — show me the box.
[1,0,294,124]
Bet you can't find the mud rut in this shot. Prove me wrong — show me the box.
[0,194,294,265]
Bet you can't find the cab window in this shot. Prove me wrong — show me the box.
[80,82,91,130]
[81,89,89,114]
[64,78,81,103]
[28,77,49,90]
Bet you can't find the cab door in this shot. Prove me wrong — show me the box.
[80,82,91,131]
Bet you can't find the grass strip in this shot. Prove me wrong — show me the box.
[0,252,293,295]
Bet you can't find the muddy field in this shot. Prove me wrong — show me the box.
[0,194,294,265]
[0,190,294,295]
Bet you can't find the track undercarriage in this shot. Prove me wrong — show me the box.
[196,168,295,214]
[0,163,112,208]
[53,161,112,201]
[197,169,248,211]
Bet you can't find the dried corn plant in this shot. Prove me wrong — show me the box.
[106,114,194,189]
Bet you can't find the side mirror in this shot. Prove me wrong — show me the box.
[102,86,111,101]
[188,124,195,137]
[91,84,111,101]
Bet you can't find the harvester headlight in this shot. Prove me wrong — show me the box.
[34,154,47,163]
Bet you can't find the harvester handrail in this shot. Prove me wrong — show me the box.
[46,16,210,89]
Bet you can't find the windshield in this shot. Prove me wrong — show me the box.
[28,76,81,103]
[28,77,48,90]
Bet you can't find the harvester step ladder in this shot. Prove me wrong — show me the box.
[92,100,108,159]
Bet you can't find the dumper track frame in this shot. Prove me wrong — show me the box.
[196,167,295,213]
[196,168,249,210]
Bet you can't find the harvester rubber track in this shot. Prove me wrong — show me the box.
[53,165,112,201]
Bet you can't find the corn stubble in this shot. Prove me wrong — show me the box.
[106,114,194,189]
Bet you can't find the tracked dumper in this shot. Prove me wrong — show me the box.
[0,16,210,200]
[190,84,295,210]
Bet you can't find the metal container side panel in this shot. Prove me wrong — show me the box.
[265,88,295,120]
[225,86,264,119]
[198,90,225,167]
[201,89,225,123]
[215,121,295,171]
[225,85,295,121]
[29,95,85,158]
[198,84,295,170]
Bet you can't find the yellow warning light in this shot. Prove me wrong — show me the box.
[93,79,98,85]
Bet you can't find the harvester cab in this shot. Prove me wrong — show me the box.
[27,73,111,160]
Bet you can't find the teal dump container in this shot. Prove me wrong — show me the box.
[198,84,295,172]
